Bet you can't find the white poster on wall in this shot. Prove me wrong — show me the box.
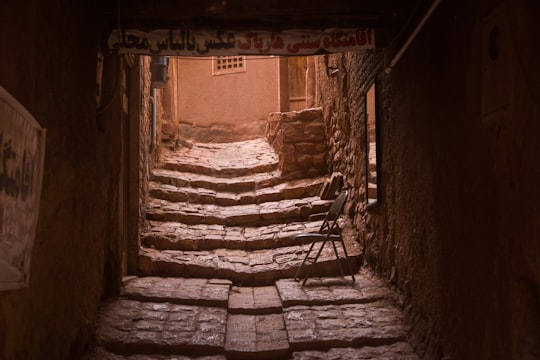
[0,86,46,291]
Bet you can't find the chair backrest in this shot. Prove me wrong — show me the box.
[319,190,348,234]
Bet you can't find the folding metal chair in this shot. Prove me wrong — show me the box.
[294,190,356,285]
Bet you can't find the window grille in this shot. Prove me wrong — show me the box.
[212,56,246,75]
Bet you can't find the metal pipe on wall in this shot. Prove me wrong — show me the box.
[384,0,443,74]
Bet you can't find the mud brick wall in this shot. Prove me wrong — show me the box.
[266,108,327,180]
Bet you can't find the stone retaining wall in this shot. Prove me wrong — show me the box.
[266,108,327,179]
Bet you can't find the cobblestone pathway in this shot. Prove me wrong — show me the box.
[88,138,418,359]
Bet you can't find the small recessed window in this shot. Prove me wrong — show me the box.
[212,56,246,75]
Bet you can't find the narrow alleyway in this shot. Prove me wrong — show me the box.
[89,136,418,359]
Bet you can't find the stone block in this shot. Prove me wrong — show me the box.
[282,122,305,143]
[284,302,406,350]
[225,314,289,358]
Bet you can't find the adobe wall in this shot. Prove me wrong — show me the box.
[175,56,285,142]
[314,0,540,358]
[0,2,144,358]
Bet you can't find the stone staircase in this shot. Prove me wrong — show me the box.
[88,137,418,359]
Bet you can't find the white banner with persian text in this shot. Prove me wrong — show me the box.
[0,86,46,291]
[108,28,375,56]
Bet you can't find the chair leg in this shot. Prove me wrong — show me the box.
[295,236,356,285]
[339,239,356,282]
[300,240,328,286]
[330,239,346,278]
[303,240,329,285]
[294,240,318,281]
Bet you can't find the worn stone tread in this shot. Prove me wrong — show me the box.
[161,139,279,177]
[283,301,407,351]
[225,314,289,359]
[276,269,391,307]
[290,342,419,359]
[148,176,324,206]
[151,169,282,194]
[96,299,227,356]
[138,239,362,286]
[142,220,324,251]
[86,347,226,359]
[121,277,232,307]
[228,286,282,315]
[145,197,331,227]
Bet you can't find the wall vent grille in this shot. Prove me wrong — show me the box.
[213,56,246,75]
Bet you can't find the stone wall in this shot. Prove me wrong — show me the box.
[313,1,540,359]
[137,56,158,265]
[310,51,378,226]
[266,108,327,179]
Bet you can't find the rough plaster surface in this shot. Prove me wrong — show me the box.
[0,2,106,359]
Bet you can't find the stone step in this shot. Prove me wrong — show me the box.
[95,299,227,357]
[162,161,278,179]
[141,220,324,251]
[145,197,331,227]
[138,239,363,286]
[121,276,232,307]
[291,343,419,359]
[91,299,415,359]
[161,139,279,178]
[225,313,290,359]
[89,269,417,359]
[275,270,392,308]
[151,169,282,194]
[284,301,407,351]
[228,286,283,315]
[87,347,227,359]
[148,176,325,206]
